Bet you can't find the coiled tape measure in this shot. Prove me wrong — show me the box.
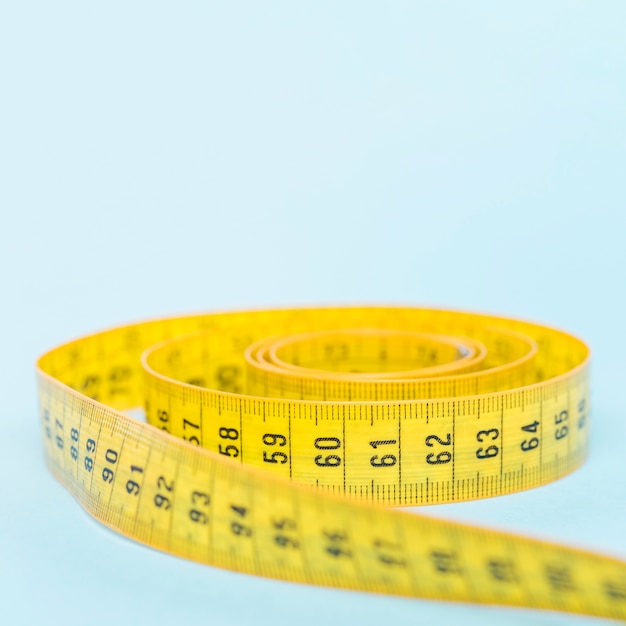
[36,306,626,620]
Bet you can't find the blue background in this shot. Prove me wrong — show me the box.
[2,2,626,624]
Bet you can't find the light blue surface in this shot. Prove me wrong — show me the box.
[2,2,626,624]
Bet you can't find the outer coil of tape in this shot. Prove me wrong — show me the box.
[36,307,626,620]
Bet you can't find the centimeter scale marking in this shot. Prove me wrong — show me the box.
[36,306,625,620]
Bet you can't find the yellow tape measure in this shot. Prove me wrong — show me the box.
[36,306,626,620]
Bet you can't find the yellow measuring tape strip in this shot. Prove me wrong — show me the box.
[36,306,626,620]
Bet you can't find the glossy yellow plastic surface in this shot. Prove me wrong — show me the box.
[36,307,626,620]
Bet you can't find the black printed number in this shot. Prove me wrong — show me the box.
[218,427,240,457]
[425,433,452,465]
[154,475,174,510]
[230,504,252,537]
[555,411,569,440]
[189,490,210,525]
[521,420,540,452]
[263,433,288,464]
[273,517,299,549]
[101,448,118,483]
[324,530,351,558]
[84,438,96,472]
[314,437,342,467]
[126,465,143,496]
[476,428,499,459]
[369,439,397,467]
